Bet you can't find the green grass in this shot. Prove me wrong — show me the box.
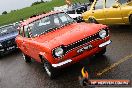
[0,0,88,26]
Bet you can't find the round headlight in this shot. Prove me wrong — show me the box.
[54,47,64,57]
[99,30,106,39]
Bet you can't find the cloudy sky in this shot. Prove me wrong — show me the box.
[0,0,41,14]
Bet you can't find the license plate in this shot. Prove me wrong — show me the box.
[7,46,15,51]
[77,45,92,53]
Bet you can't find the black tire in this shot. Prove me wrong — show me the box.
[43,60,57,79]
[129,15,132,25]
[88,18,98,24]
[96,47,106,56]
[22,53,31,63]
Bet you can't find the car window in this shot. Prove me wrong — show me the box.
[118,0,128,4]
[39,17,50,26]
[31,20,45,37]
[59,13,72,24]
[54,15,61,26]
[106,0,116,8]
[27,13,74,37]
[95,0,103,10]
[19,26,24,36]
[0,25,17,36]
[24,26,30,38]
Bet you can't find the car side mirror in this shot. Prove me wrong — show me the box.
[112,4,119,8]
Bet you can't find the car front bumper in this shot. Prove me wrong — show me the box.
[52,40,111,68]
[0,45,17,55]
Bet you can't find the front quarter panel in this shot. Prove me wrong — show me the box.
[82,1,96,22]
[121,5,132,24]
[15,35,23,50]
[82,10,92,22]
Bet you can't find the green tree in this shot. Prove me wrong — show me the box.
[2,11,7,15]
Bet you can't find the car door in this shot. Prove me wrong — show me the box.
[118,0,132,24]
[91,0,106,24]
[104,0,124,24]
[22,24,40,60]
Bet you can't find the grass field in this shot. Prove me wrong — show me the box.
[0,0,88,26]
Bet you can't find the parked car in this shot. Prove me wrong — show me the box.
[82,0,132,25]
[66,3,91,22]
[16,11,111,78]
[54,3,91,22]
[0,23,19,56]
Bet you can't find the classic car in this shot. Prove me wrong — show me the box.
[16,11,111,78]
[66,3,91,22]
[0,23,19,56]
[54,3,91,22]
[82,0,132,25]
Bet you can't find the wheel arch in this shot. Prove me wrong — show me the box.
[39,52,50,63]
[88,16,96,20]
[88,16,98,23]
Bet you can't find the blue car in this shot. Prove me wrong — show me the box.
[0,23,19,56]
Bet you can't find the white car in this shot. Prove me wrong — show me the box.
[54,3,90,22]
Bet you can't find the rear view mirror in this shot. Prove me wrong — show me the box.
[112,4,119,8]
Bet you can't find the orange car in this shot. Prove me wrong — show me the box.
[16,12,111,78]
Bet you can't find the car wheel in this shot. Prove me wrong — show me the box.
[43,60,57,79]
[22,53,31,63]
[96,47,106,56]
[88,18,98,24]
[129,15,132,25]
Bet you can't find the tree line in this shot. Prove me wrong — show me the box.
[1,0,46,15]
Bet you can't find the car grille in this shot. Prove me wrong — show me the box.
[65,29,109,52]
[52,29,109,58]
[1,38,16,48]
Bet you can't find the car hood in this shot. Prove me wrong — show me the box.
[33,23,107,49]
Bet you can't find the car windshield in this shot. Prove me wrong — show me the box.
[26,12,75,37]
[118,0,127,4]
[0,25,17,36]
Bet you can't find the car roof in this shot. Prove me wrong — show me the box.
[0,24,14,29]
[21,11,62,26]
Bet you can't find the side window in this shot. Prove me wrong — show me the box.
[95,0,103,10]
[24,26,30,38]
[119,0,128,4]
[19,26,24,36]
[106,0,116,8]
